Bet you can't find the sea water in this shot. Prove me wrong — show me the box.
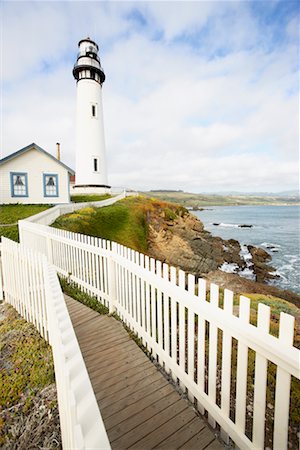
[194,205,300,294]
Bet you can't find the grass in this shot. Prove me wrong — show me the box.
[0,204,51,242]
[59,276,109,315]
[52,196,176,253]
[70,194,111,203]
[0,304,58,448]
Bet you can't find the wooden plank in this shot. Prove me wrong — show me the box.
[105,383,175,430]
[100,375,167,419]
[110,397,185,446]
[201,438,223,449]
[87,353,147,380]
[158,417,206,449]
[81,342,143,368]
[179,426,217,449]
[90,359,151,390]
[130,405,197,449]
[81,342,137,368]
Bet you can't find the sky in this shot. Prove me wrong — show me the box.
[1,0,299,193]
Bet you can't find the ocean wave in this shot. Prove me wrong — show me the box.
[239,267,255,280]
[261,242,281,249]
[220,262,239,273]
[211,222,255,229]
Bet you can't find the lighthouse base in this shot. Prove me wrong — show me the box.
[71,185,111,195]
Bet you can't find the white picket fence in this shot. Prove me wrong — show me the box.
[18,219,300,450]
[0,237,111,450]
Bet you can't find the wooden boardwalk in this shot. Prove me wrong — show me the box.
[65,295,223,450]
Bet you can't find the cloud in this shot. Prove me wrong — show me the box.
[1,1,299,192]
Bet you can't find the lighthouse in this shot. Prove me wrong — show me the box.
[72,37,110,193]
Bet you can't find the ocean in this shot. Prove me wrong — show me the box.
[194,205,300,294]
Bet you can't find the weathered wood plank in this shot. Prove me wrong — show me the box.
[158,416,206,449]
[65,295,223,450]
[130,406,197,449]
[104,383,175,430]
[100,375,167,418]
[179,426,217,449]
[110,396,185,446]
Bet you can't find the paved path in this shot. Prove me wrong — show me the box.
[65,295,223,450]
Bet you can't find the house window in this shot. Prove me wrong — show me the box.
[10,172,28,197]
[43,174,59,197]
[93,158,99,172]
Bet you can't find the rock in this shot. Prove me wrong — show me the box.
[213,223,220,226]
[203,270,300,307]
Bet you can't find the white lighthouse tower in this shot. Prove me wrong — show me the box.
[73,37,110,193]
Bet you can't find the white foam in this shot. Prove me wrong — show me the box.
[219,223,239,228]
[220,262,239,273]
[239,267,255,280]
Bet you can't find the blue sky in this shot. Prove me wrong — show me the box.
[1,1,299,192]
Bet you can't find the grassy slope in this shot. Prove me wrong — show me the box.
[0,204,51,242]
[52,196,155,253]
[143,191,300,206]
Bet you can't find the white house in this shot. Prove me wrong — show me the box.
[0,143,75,204]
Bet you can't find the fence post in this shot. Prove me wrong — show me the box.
[0,242,3,300]
[108,242,117,314]
[46,235,53,264]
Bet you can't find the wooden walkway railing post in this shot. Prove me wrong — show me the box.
[108,241,117,314]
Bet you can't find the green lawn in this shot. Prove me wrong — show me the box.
[70,194,111,203]
[52,197,151,252]
[0,204,51,242]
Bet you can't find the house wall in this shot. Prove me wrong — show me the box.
[0,148,70,204]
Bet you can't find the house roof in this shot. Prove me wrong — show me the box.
[0,143,75,175]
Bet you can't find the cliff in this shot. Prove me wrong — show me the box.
[52,196,300,307]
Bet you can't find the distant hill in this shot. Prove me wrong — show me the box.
[142,190,300,206]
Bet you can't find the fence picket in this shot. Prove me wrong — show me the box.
[273,313,295,449]
[163,263,170,373]
[220,289,234,443]
[178,270,186,391]
[252,303,270,448]
[156,260,163,358]
[197,279,206,416]
[208,283,219,428]
[187,274,195,403]
[235,295,251,433]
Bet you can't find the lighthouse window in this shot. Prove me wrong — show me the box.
[91,103,97,118]
[93,158,99,172]
[43,174,58,197]
[10,172,28,197]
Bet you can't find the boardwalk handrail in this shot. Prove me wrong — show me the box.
[0,237,111,450]
[23,191,127,226]
[18,220,300,450]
